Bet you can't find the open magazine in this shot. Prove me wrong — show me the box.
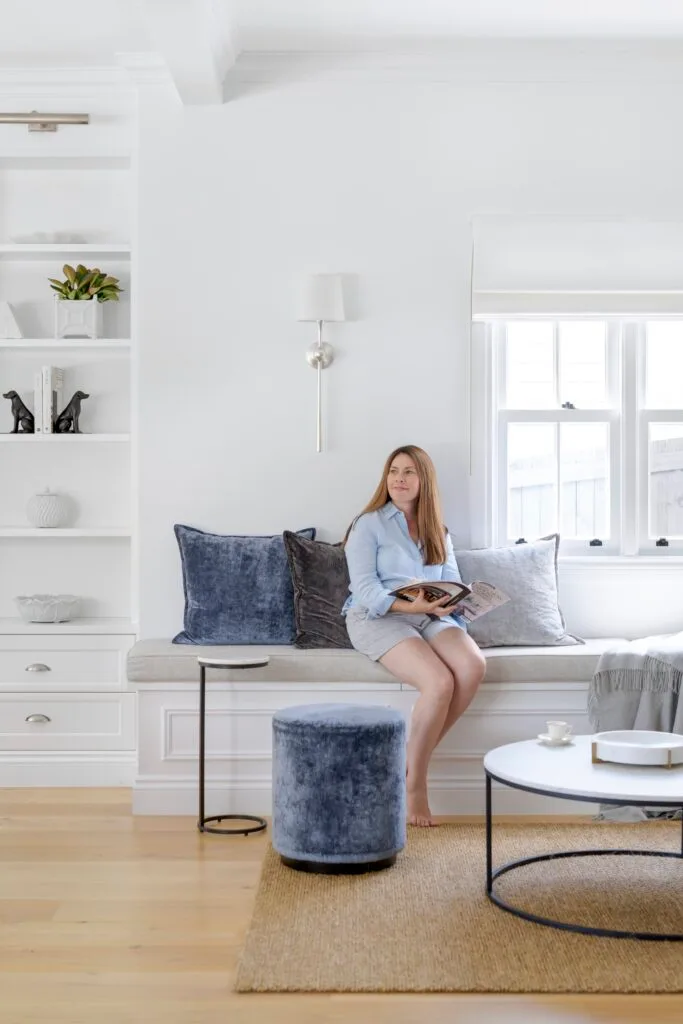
[390,579,510,622]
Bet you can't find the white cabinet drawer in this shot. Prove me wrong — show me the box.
[0,636,133,691]
[0,693,135,750]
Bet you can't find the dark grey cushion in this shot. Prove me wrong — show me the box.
[283,530,353,650]
[173,524,315,646]
[454,534,582,648]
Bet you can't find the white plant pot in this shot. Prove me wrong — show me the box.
[26,488,70,528]
[54,298,102,339]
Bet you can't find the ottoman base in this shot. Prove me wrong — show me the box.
[281,854,397,875]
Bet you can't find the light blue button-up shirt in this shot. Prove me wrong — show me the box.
[342,502,464,621]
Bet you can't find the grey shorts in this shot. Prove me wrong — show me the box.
[345,605,466,662]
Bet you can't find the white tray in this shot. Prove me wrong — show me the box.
[591,730,683,768]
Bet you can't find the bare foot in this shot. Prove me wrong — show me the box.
[407,785,438,827]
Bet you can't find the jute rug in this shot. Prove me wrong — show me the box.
[236,823,683,993]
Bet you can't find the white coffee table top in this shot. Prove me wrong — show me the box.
[484,736,683,805]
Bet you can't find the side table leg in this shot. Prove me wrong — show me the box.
[198,665,206,832]
[485,771,493,895]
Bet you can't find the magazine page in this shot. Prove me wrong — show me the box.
[456,581,509,622]
[392,580,471,604]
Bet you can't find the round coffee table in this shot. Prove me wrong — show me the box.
[484,735,683,940]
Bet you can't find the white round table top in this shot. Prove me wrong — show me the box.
[197,656,270,669]
[484,735,683,805]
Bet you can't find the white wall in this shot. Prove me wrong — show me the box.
[137,68,683,638]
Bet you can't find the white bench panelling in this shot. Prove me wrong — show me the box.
[128,637,622,815]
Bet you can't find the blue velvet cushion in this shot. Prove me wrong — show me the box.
[173,524,316,645]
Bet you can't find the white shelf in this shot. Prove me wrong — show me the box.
[0,617,136,636]
[0,338,130,349]
[0,433,130,443]
[0,528,131,538]
[0,157,130,171]
[0,244,130,261]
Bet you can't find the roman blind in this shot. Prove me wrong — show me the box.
[471,218,683,318]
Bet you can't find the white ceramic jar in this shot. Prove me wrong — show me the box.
[26,488,70,528]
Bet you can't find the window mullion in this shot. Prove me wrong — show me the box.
[554,322,561,532]
[621,322,638,555]
[469,321,492,549]
[496,408,508,546]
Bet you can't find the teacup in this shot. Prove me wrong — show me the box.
[547,720,572,741]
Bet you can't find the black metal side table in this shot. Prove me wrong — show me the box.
[197,655,270,836]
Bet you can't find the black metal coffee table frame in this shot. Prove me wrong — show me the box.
[198,658,268,836]
[485,770,683,941]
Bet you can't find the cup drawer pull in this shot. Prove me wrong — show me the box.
[25,714,51,724]
[25,663,51,673]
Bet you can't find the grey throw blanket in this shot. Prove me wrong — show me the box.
[588,633,683,819]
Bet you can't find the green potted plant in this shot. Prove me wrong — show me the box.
[49,263,123,339]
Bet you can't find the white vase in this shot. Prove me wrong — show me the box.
[26,488,70,528]
[54,298,102,339]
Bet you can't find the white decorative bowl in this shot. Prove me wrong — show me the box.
[592,730,683,768]
[15,594,80,623]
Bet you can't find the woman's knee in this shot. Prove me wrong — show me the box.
[424,664,455,704]
[462,649,486,689]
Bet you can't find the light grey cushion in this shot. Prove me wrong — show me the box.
[125,637,620,685]
[454,536,581,648]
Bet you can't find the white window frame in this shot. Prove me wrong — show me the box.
[636,323,683,554]
[470,315,683,558]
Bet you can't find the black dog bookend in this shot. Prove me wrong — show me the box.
[3,390,35,433]
[55,391,90,433]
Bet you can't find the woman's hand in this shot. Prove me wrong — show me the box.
[401,589,454,617]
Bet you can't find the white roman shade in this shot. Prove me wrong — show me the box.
[471,218,683,318]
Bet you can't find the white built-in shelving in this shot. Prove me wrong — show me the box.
[0,243,131,260]
[0,94,137,634]
[0,433,130,443]
[0,84,138,788]
[0,528,131,538]
[0,616,134,636]
[0,339,130,349]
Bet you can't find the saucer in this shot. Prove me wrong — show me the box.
[538,733,573,746]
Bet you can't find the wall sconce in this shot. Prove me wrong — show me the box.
[0,111,89,133]
[298,274,345,453]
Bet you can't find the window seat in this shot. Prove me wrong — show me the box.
[127,637,623,817]
[127,637,622,686]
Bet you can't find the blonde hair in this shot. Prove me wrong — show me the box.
[344,445,447,565]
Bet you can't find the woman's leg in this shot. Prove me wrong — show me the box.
[379,637,455,827]
[427,628,486,746]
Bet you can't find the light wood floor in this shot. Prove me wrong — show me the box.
[0,789,681,1024]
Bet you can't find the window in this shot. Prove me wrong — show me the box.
[475,318,683,555]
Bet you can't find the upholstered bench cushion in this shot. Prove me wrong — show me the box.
[126,637,625,685]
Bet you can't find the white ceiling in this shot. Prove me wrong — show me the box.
[5,0,683,70]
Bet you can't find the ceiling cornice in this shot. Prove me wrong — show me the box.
[4,39,683,99]
[231,41,683,86]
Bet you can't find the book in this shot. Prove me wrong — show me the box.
[390,579,510,622]
[41,365,64,433]
[33,371,43,433]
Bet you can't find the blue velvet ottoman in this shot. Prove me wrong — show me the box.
[272,703,406,874]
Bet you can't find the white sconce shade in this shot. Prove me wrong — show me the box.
[298,274,345,323]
